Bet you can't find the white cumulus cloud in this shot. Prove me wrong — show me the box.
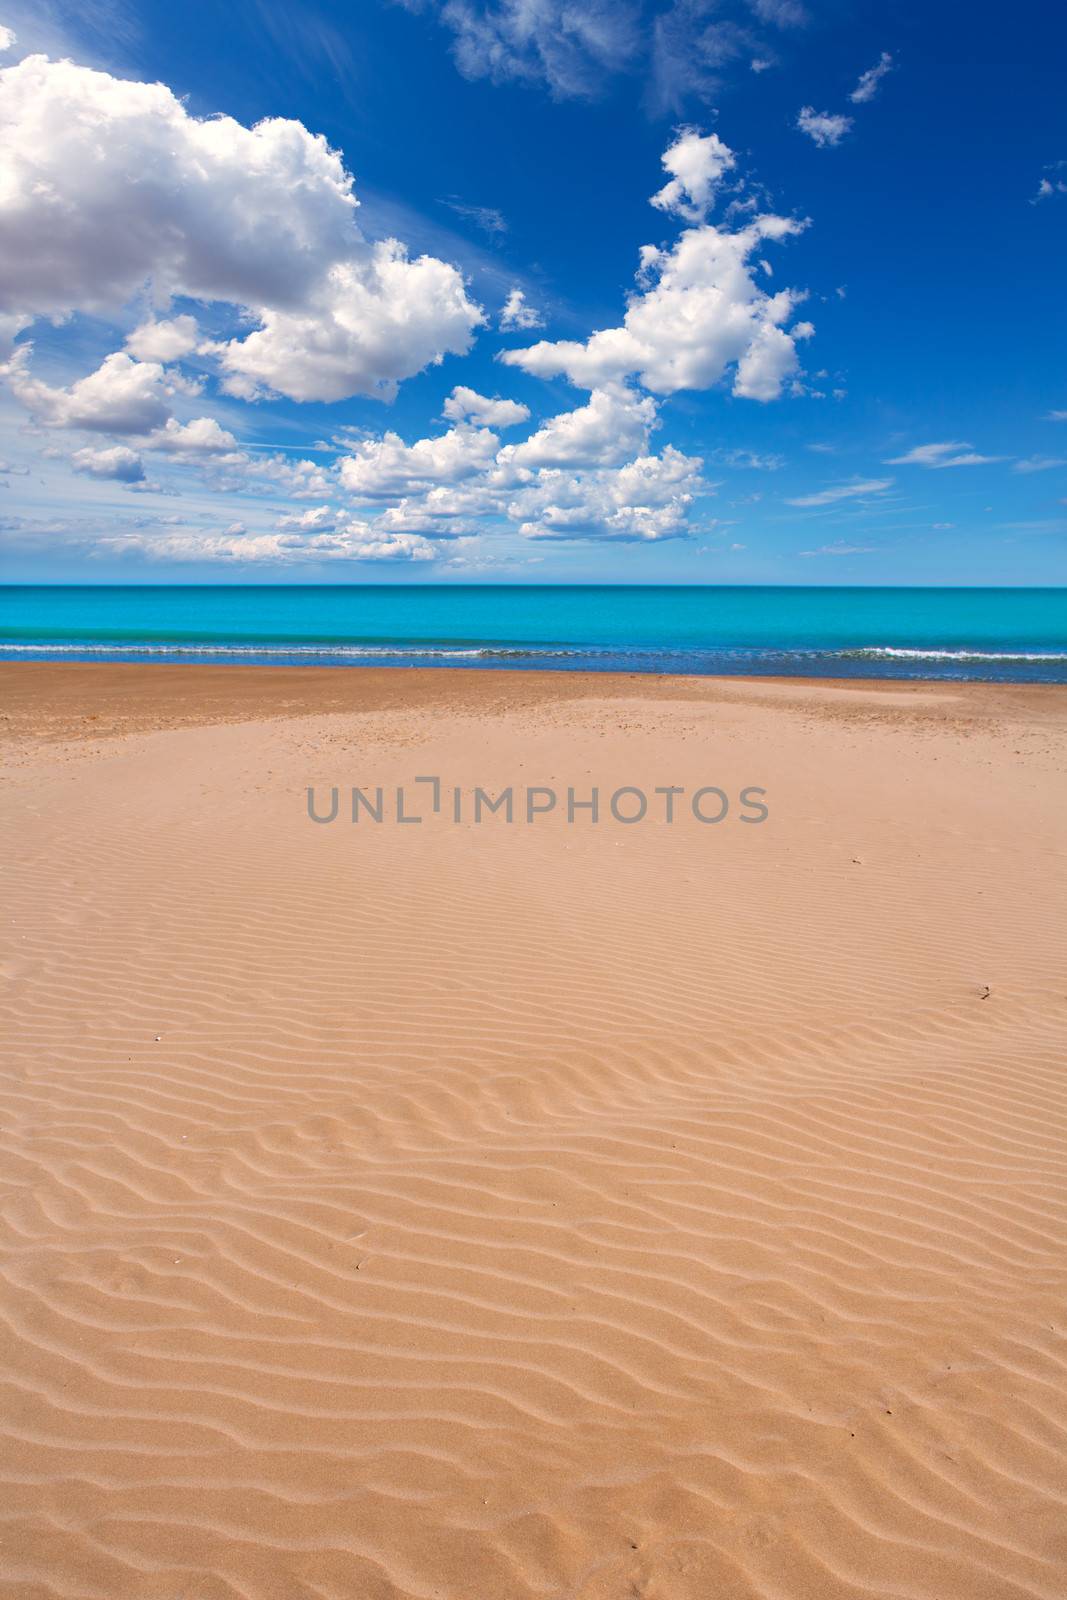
[442,385,530,427]
[147,416,239,455]
[509,446,705,541]
[501,209,810,400]
[499,386,657,470]
[275,505,339,532]
[70,444,145,482]
[215,247,483,403]
[0,53,483,403]
[651,128,736,221]
[10,351,184,434]
[499,288,545,330]
[339,425,501,500]
[125,315,200,363]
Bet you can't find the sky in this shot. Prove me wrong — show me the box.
[0,0,1064,585]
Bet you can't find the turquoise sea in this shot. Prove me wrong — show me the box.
[2,586,1067,681]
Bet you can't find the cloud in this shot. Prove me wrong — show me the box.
[336,381,707,542]
[0,25,15,52]
[799,541,875,556]
[508,444,705,540]
[0,54,350,315]
[442,385,530,426]
[399,1,808,114]
[501,155,811,402]
[886,441,1002,468]
[0,51,827,564]
[714,447,784,469]
[1012,456,1067,473]
[100,519,445,564]
[647,8,752,115]
[747,0,806,23]
[338,424,500,500]
[212,450,332,499]
[650,128,736,220]
[70,444,145,482]
[0,309,29,361]
[1031,163,1067,203]
[10,351,184,433]
[786,478,892,507]
[0,53,482,403]
[1046,409,1067,421]
[850,51,893,104]
[736,312,813,400]
[441,197,507,235]
[275,505,338,532]
[401,0,641,100]
[499,386,657,470]
[645,1,800,114]
[125,315,200,363]
[321,527,442,561]
[370,495,481,534]
[214,246,483,404]
[499,288,545,330]
[147,416,239,454]
[796,106,853,147]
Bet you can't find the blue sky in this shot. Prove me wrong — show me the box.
[0,0,1064,584]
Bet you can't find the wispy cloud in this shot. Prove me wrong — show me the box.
[787,478,892,507]
[850,51,893,104]
[886,441,1003,468]
[714,447,785,470]
[799,541,875,556]
[1012,456,1067,473]
[1031,162,1067,204]
[440,196,508,236]
[395,1,810,114]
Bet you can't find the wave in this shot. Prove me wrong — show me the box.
[2,640,1066,677]
[0,640,491,659]
[841,647,1067,662]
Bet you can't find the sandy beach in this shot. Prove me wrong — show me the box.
[2,663,1066,1600]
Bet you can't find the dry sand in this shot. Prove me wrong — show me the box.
[2,663,1066,1600]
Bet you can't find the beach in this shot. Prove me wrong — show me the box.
[2,662,1066,1599]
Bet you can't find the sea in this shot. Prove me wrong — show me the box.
[2,585,1067,682]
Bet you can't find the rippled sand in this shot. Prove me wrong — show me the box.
[2,665,1066,1600]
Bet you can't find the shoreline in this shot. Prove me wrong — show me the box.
[4,660,1067,746]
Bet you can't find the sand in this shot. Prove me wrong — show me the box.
[2,663,1066,1600]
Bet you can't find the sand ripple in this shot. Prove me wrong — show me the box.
[1,673,1066,1598]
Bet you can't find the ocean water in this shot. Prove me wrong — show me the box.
[2,585,1067,681]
